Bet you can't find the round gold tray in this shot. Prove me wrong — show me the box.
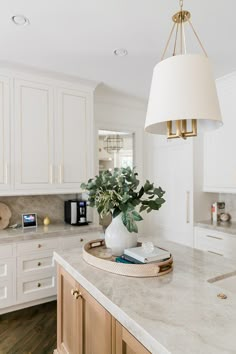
[83,239,173,278]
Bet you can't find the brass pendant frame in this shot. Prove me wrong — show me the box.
[172,10,191,24]
[167,119,197,139]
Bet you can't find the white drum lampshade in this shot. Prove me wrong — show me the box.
[145,54,222,135]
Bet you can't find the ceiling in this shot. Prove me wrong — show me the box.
[0,0,235,99]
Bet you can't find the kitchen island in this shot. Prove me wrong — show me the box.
[54,236,236,354]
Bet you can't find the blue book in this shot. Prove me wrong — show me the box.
[115,256,134,264]
[118,254,144,264]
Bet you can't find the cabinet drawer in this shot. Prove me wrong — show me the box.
[195,227,236,259]
[196,233,224,252]
[17,238,59,255]
[60,235,87,250]
[0,258,15,280]
[17,252,55,276]
[17,272,56,303]
[0,244,13,259]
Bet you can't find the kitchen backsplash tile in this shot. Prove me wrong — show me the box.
[219,193,236,220]
[0,194,76,226]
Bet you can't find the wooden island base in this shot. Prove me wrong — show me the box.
[56,265,151,354]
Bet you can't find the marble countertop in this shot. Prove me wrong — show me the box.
[54,238,236,354]
[196,220,236,235]
[0,223,102,244]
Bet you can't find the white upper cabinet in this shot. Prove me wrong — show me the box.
[55,88,92,189]
[14,79,54,190]
[204,74,236,193]
[0,68,95,196]
[0,76,11,191]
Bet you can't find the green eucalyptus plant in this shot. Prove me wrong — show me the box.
[81,167,165,233]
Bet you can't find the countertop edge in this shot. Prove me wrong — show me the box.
[0,224,102,244]
[195,221,236,236]
[53,251,171,354]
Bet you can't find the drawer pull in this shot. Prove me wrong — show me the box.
[38,244,42,248]
[37,262,41,267]
[80,238,84,242]
[206,235,222,240]
[37,282,41,288]
[208,250,223,256]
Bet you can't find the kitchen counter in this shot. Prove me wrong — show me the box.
[54,238,236,354]
[0,223,102,244]
[196,220,236,235]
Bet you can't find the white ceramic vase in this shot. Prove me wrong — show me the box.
[105,214,138,256]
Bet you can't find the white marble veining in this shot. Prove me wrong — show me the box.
[196,220,236,235]
[54,239,236,354]
[0,223,102,244]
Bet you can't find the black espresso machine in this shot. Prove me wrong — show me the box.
[64,200,88,226]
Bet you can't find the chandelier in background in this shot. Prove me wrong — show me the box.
[145,0,222,139]
[104,135,124,154]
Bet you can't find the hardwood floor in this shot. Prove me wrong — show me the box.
[0,301,56,354]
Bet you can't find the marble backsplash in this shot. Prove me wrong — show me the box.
[0,194,76,226]
[219,194,236,220]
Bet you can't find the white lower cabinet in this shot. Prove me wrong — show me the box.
[17,271,56,303]
[16,239,57,303]
[0,280,15,308]
[17,252,55,276]
[0,232,97,314]
[60,234,87,249]
[194,227,236,259]
[0,248,16,309]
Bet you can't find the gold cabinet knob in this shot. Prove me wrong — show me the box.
[37,283,41,288]
[38,262,41,267]
[38,244,42,248]
[71,288,82,299]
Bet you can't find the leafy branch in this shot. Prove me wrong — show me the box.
[81,167,165,233]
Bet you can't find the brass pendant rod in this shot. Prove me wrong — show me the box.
[173,22,179,56]
[187,19,208,57]
[180,15,183,54]
[161,22,176,61]
[182,19,187,54]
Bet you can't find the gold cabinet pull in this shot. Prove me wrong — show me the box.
[208,250,223,256]
[38,262,41,267]
[37,283,41,288]
[71,288,82,299]
[206,235,222,240]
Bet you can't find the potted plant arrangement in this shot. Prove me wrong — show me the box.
[81,167,165,256]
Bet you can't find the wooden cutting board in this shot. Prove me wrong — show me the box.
[0,202,12,230]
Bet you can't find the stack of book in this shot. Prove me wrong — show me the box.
[116,245,171,264]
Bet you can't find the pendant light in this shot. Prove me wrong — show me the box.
[104,135,124,154]
[145,0,222,139]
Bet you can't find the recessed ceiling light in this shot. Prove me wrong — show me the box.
[113,48,128,57]
[11,15,30,26]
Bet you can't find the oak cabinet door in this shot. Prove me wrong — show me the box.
[81,285,112,354]
[115,321,151,354]
[57,266,82,354]
[14,79,54,190]
[0,75,11,191]
[55,88,93,190]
